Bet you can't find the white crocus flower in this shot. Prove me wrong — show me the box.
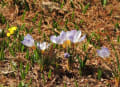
[37,42,50,53]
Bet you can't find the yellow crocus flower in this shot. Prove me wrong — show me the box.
[7,33,11,37]
[11,26,17,31]
[7,26,17,37]
[8,26,17,31]
[9,30,14,34]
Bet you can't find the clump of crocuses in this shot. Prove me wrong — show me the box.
[50,30,86,48]
[21,34,50,52]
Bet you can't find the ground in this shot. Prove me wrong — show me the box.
[0,0,120,87]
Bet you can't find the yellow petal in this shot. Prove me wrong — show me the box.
[10,30,14,34]
[11,26,17,31]
[8,26,17,31]
[7,33,11,37]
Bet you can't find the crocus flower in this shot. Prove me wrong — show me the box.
[62,30,77,48]
[50,31,66,44]
[64,30,77,41]
[7,26,17,37]
[71,30,86,43]
[50,30,77,48]
[64,53,70,58]
[97,47,110,58]
[21,34,35,47]
[8,26,17,31]
[37,42,50,53]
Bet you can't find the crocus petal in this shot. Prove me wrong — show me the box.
[37,42,50,50]
[58,31,66,44]
[64,53,70,58]
[59,31,66,38]
[97,47,110,58]
[21,34,35,47]
[68,30,77,41]
[50,35,58,44]
[72,30,81,43]
[7,33,11,37]
[65,30,77,41]
[57,36,66,44]
[79,34,86,42]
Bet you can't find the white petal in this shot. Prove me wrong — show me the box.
[73,30,81,43]
[79,34,86,42]
[50,35,58,43]
[37,42,50,50]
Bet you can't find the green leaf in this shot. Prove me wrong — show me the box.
[48,69,52,79]
[82,3,90,14]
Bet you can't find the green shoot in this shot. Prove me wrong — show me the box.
[38,17,42,34]
[0,13,6,24]
[82,3,90,14]
[101,0,107,7]
[74,80,78,87]
[97,68,102,80]
[0,48,5,60]
[21,10,26,21]
[32,13,38,23]
[48,69,52,79]
[70,0,74,8]
[77,53,88,75]
[25,49,29,59]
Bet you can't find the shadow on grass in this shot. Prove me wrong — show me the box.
[81,65,113,80]
[53,64,113,85]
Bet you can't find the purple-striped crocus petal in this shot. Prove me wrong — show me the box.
[97,47,110,58]
[66,30,77,41]
[50,33,66,44]
[21,34,35,47]
[72,30,82,43]
[64,52,70,58]
[79,34,86,42]
[57,31,66,44]
[59,31,66,38]
[56,36,64,44]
